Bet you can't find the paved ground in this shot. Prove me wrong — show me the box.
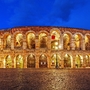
[0,68,90,90]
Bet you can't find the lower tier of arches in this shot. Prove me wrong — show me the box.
[0,53,90,69]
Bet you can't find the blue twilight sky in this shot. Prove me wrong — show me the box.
[0,0,90,30]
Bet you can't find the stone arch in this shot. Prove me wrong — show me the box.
[3,33,12,49]
[50,28,61,50]
[5,55,12,68]
[26,30,36,35]
[85,34,90,50]
[14,32,23,49]
[50,28,61,34]
[74,33,83,50]
[63,31,72,50]
[39,54,47,68]
[39,32,48,48]
[25,30,36,38]
[26,32,35,49]
[75,55,83,68]
[64,54,72,68]
[38,30,49,35]
[85,55,90,67]
[51,54,61,68]
[27,54,35,68]
[16,55,23,68]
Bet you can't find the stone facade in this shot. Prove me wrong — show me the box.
[0,26,90,68]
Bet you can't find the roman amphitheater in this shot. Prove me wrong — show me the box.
[0,26,90,69]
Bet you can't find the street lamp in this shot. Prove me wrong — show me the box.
[56,54,59,69]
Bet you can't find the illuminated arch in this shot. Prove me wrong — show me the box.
[5,55,12,68]
[51,54,61,68]
[63,33,71,50]
[16,55,23,68]
[39,54,47,68]
[3,34,11,49]
[85,34,90,50]
[74,34,82,50]
[14,33,23,48]
[27,33,35,49]
[27,54,35,68]
[64,54,71,68]
[38,30,49,35]
[39,33,47,48]
[51,30,60,50]
[75,55,83,68]
[74,33,83,50]
[85,55,90,67]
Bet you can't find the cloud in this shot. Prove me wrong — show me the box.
[2,0,89,29]
[51,0,88,22]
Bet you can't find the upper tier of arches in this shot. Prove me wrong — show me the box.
[0,27,90,50]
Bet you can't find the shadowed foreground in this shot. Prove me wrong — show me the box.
[0,69,90,90]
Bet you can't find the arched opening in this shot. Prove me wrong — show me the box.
[51,54,61,68]
[27,54,35,68]
[51,31,60,50]
[15,33,23,48]
[85,35,90,50]
[64,54,71,68]
[6,35,11,48]
[5,55,12,68]
[16,55,23,68]
[85,55,90,67]
[39,33,47,48]
[75,55,83,68]
[63,33,71,50]
[3,34,11,49]
[39,54,47,68]
[27,33,35,49]
[74,34,82,50]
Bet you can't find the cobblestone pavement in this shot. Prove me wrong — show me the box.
[0,68,90,90]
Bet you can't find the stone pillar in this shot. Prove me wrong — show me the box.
[71,37,75,50]
[47,57,49,68]
[23,35,27,49]
[0,55,3,68]
[23,54,27,68]
[83,56,86,68]
[82,37,85,50]
[0,55,4,68]
[35,34,39,68]
[47,54,50,68]
[71,57,73,68]
[47,35,51,49]
[89,56,90,67]
[11,36,14,50]
[1,37,3,50]
[35,54,39,68]
[23,41,27,50]
[61,60,64,68]
[49,53,52,68]
[60,33,63,50]
[0,38,2,50]
[12,55,15,68]
[61,54,64,68]
[73,56,76,68]
[35,35,39,50]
